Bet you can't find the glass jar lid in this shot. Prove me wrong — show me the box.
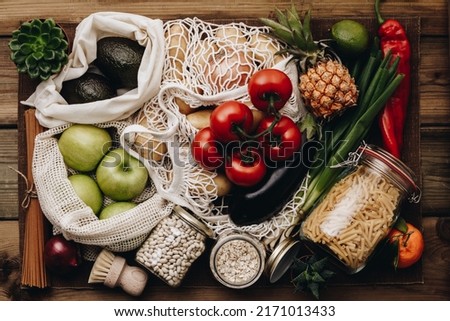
[266,237,302,283]
[209,232,265,289]
[173,205,214,238]
[358,144,421,203]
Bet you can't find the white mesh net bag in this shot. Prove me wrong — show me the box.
[121,18,308,249]
[32,120,174,254]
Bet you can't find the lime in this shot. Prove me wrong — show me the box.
[331,19,370,57]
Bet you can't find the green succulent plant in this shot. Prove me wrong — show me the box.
[291,254,335,299]
[8,18,69,81]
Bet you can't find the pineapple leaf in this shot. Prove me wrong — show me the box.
[292,29,307,51]
[286,8,303,37]
[262,5,326,70]
[274,8,290,28]
[302,10,312,40]
[259,18,295,46]
[289,3,302,21]
[299,112,321,140]
[305,35,316,53]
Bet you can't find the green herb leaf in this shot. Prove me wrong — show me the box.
[299,112,320,140]
[291,254,335,300]
[390,239,400,270]
[394,217,408,233]
[308,282,320,300]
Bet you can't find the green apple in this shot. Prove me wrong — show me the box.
[96,148,149,201]
[68,174,103,215]
[58,124,112,172]
[99,202,137,220]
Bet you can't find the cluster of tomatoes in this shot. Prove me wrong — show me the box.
[191,69,302,187]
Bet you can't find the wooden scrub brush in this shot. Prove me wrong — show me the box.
[88,249,148,296]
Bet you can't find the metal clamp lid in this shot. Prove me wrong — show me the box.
[331,142,421,203]
[359,145,421,203]
[173,205,214,238]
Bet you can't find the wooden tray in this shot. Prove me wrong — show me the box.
[18,16,422,295]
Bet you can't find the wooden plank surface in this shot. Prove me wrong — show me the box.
[1,217,449,300]
[0,0,447,35]
[0,129,18,218]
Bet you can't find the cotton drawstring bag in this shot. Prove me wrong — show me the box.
[22,12,165,128]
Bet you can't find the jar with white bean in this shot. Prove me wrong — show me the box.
[135,205,213,287]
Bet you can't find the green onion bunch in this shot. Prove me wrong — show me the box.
[298,40,404,215]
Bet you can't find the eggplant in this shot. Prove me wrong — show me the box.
[228,139,318,226]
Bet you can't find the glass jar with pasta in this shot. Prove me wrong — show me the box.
[299,144,420,274]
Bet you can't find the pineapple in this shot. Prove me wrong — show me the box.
[260,6,358,119]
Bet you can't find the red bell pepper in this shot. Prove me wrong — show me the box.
[375,0,411,158]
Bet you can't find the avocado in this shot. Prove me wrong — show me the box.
[94,37,145,89]
[60,72,117,104]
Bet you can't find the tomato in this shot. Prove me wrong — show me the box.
[256,115,302,161]
[248,69,293,113]
[225,147,267,187]
[210,101,254,143]
[191,127,224,170]
[388,222,424,269]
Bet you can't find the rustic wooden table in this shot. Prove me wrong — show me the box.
[1,0,449,301]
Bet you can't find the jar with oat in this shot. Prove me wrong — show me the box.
[300,144,420,274]
[209,231,265,289]
[135,205,213,287]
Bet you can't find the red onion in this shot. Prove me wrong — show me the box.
[44,235,82,275]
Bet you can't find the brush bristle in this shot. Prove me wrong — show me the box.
[88,249,116,283]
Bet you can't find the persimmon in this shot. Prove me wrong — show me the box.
[388,222,424,269]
